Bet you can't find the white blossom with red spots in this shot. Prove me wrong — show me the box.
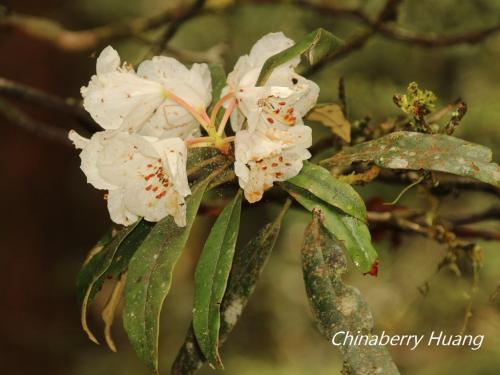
[69,130,191,226]
[224,32,318,202]
[234,125,312,203]
[223,32,319,132]
[82,46,212,139]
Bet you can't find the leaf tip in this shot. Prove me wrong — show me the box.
[363,259,379,277]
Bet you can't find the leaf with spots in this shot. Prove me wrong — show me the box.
[193,190,243,368]
[283,183,377,273]
[256,28,344,86]
[287,161,366,222]
[77,222,144,345]
[122,174,215,373]
[306,103,351,142]
[172,200,291,375]
[321,131,500,187]
[302,210,399,375]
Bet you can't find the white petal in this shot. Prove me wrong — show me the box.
[237,147,310,203]
[266,71,320,116]
[235,130,282,164]
[96,132,159,187]
[226,32,297,92]
[123,182,187,226]
[68,129,89,149]
[189,63,212,107]
[137,56,211,109]
[71,130,118,190]
[139,110,201,139]
[96,46,121,75]
[107,188,139,225]
[234,124,312,203]
[82,71,164,130]
[154,137,191,197]
[262,122,312,150]
[248,32,297,69]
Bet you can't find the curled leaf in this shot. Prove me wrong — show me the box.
[101,272,127,352]
[257,28,343,86]
[307,103,351,142]
[77,222,142,345]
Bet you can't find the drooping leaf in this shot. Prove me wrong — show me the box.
[193,190,243,368]
[307,103,351,142]
[101,272,127,352]
[207,64,226,114]
[76,222,142,344]
[283,183,377,273]
[287,161,366,222]
[256,28,344,86]
[302,211,399,375]
[172,200,291,375]
[97,220,154,286]
[122,176,214,372]
[321,131,500,187]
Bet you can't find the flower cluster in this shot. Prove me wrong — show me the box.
[70,33,319,226]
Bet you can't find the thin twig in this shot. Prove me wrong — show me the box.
[0,98,70,144]
[447,207,500,226]
[0,8,184,52]
[151,0,207,56]
[377,170,500,198]
[367,210,500,242]
[0,77,98,132]
[295,0,500,74]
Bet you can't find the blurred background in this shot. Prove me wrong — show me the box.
[1,0,499,374]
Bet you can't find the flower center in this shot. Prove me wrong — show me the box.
[258,96,296,126]
[143,160,170,200]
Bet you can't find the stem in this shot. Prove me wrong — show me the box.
[185,136,213,145]
[162,89,211,130]
[210,92,234,126]
[217,98,237,136]
[189,142,216,149]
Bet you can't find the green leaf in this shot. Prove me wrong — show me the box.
[321,131,500,187]
[76,222,142,344]
[122,176,213,373]
[283,183,377,273]
[287,161,366,222]
[207,64,226,114]
[256,28,344,86]
[100,220,154,281]
[172,200,291,375]
[302,211,399,375]
[193,190,243,368]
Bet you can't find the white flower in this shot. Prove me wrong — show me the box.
[234,125,312,203]
[69,130,191,226]
[225,32,318,202]
[224,32,319,132]
[82,46,212,139]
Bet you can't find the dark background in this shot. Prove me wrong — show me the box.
[1,0,499,374]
